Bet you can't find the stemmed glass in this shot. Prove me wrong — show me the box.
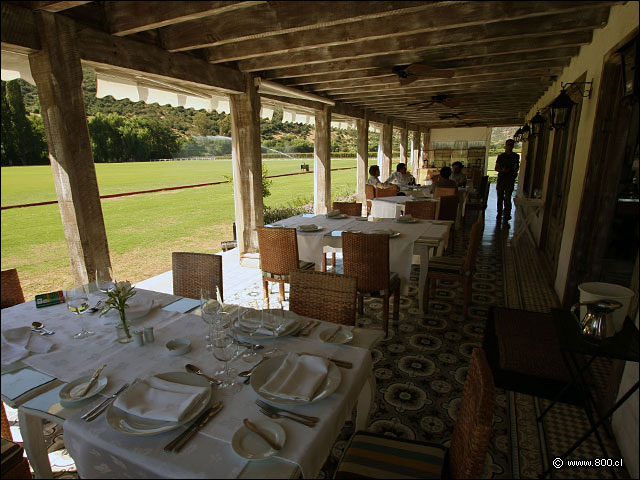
[96,267,114,294]
[241,301,263,364]
[212,328,242,394]
[201,288,221,351]
[263,299,287,357]
[66,283,94,339]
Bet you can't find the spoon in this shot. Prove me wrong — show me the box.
[185,364,222,385]
[238,356,270,377]
[243,419,282,451]
[31,322,54,335]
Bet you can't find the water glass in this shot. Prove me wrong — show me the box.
[66,283,93,339]
[212,329,241,394]
[201,288,221,351]
[241,302,263,363]
[96,267,114,294]
[263,300,287,357]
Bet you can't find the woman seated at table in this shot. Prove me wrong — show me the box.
[435,166,458,188]
[367,165,394,189]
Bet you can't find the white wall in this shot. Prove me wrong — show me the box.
[429,126,490,143]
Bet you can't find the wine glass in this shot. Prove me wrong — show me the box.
[263,299,287,357]
[241,301,263,363]
[66,283,93,339]
[212,329,242,394]
[201,288,221,351]
[96,267,114,294]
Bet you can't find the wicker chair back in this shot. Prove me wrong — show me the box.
[257,227,301,276]
[434,186,457,198]
[374,185,400,198]
[404,201,436,220]
[1,269,25,309]
[437,195,459,221]
[289,270,357,325]
[332,202,362,217]
[172,252,223,300]
[342,232,390,292]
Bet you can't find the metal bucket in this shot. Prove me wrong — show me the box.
[578,282,634,333]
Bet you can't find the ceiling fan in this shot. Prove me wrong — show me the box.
[439,112,467,120]
[392,64,455,85]
[408,94,472,109]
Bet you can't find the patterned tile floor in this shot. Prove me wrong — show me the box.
[6,185,630,478]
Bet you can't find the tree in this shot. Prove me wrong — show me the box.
[193,111,217,136]
[218,114,231,137]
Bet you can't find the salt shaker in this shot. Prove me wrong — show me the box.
[143,326,155,343]
[132,330,144,346]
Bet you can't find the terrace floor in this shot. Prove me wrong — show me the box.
[7,185,631,478]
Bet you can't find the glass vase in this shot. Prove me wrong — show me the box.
[116,310,133,344]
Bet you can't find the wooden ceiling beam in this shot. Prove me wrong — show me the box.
[160,1,436,52]
[261,46,581,79]
[204,1,611,64]
[27,1,91,12]
[235,17,600,72]
[103,1,265,36]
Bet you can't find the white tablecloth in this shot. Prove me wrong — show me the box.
[370,197,439,219]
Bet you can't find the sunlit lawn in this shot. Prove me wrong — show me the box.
[1,159,357,299]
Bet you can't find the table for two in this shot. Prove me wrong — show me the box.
[1,289,381,478]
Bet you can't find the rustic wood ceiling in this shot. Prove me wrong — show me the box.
[15,1,620,128]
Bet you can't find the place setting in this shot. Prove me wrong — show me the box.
[325,209,348,219]
[59,364,108,408]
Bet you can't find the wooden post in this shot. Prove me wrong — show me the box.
[381,123,393,180]
[411,130,421,183]
[399,126,408,167]
[314,106,332,214]
[230,74,264,264]
[356,117,369,213]
[421,127,431,168]
[28,11,110,285]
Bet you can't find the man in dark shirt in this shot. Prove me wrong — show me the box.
[495,139,520,221]
[435,166,458,187]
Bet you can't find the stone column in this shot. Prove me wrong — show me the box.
[356,117,369,212]
[314,106,332,214]
[29,11,110,285]
[411,130,421,182]
[421,127,431,168]
[399,126,408,166]
[381,123,393,180]
[230,74,264,264]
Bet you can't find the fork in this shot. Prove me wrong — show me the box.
[256,400,319,423]
[257,407,316,427]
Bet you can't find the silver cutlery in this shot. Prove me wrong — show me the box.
[185,364,222,386]
[244,418,282,450]
[79,364,106,397]
[82,383,130,421]
[292,319,314,337]
[326,325,342,342]
[257,407,315,427]
[88,300,103,313]
[300,320,320,337]
[164,402,223,452]
[31,321,54,335]
[237,340,264,350]
[238,356,270,377]
[255,400,319,423]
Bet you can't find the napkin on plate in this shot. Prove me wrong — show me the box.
[239,311,297,336]
[368,228,392,236]
[113,376,209,422]
[397,214,414,223]
[298,224,318,232]
[1,326,53,365]
[327,209,341,218]
[259,352,329,402]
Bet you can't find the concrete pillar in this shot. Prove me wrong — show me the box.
[399,126,408,167]
[29,11,110,285]
[411,130,421,183]
[356,117,369,211]
[421,127,431,168]
[314,106,332,214]
[381,123,393,180]
[230,74,264,263]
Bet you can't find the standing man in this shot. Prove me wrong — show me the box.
[495,139,520,221]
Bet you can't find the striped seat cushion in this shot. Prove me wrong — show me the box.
[262,261,314,281]
[335,431,447,479]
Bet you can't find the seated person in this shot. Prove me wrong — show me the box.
[435,166,458,187]
[450,161,467,187]
[386,163,416,186]
[367,165,392,188]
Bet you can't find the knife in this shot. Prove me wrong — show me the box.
[82,382,130,421]
[326,325,342,342]
[293,319,314,337]
[165,402,223,452]
[300,320,320,337]
[79,364,106,397]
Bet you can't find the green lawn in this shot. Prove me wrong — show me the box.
[1,159,358,299]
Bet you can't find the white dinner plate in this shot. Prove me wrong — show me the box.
[250,356,342,406]
[318,326,354,345]
[366,229,401,238]
[102,294,154,324]
[105,372,211,436]
[234,311,301,341]
[59,375,108,405]
[232,418,286,460]
[296,225,323,232]
[354,217,369,221]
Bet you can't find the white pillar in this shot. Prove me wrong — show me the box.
[314,106,332,214]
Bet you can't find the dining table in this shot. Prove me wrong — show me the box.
[1,288,382,479]
[268,214,452,311]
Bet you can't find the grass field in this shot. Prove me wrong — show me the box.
[1,159,358,299]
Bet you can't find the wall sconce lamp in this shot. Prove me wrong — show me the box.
[619,36,637,99]
[550,88,577,129]
[530,111,546,136]
[513,127,523,143]
[521,124,531,142]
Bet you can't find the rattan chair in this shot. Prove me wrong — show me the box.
[335,347,495,479]
[1,269,25,310]
[465,176,490,224]
[289,269,357,326]
[172,252,223,301]
[424,218,484,317]
[342,232,400,337]
[1,438,32,479]
[332,202,362,217]
[437,194,459,251]
[365,185,376,215]
[374,185,400,198]
[257,226,314,309]
[404,200,437,220]
[434,186,457,197]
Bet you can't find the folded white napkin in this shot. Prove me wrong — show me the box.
[397,214,414,223]
[259,352,329,402]
[298,224,318,232]
[113,376,209,422]
[240,311,297,336]
[368,228,392,235]
[1,326,53,366]
[327,209,341,217]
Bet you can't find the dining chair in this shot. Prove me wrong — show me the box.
[437,194,459,251]
[335,347,495,479]
[465,176,490,225]
[172,252,223,301]
[374,185,400,198]
[332,201,362,217]
[1,438,32,479]
[365,185,376,216]
[257,226,315,309]
[424,217,484,317]
[289,269,357,326]
[341,232,400,337]
[403,200,436,220]
[434,186,457,198]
